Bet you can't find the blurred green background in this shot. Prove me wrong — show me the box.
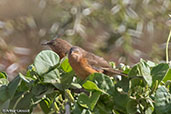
[0,0,170,80]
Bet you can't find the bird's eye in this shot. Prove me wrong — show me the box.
[70,47,81,55]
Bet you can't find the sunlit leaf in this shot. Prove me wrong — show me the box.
[83,80,108,94]
[0,72,7,79]
[34,50,60,75]
[0,78,9,86]
[146,61,156,67]
[43,69,60,84]
[60,58,72,72]
[162,68,171,83]
[19,73,31,83]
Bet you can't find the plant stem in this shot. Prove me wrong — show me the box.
[166,30,171,63]
[13,91,28,110]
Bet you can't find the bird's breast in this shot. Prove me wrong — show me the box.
[68,56,97,80]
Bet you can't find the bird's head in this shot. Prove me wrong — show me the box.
[42,38,71,47]
[42,38,72,59]
[69,46,84,61]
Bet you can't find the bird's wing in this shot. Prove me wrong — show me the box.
[85,52,111,71]
[85,52,127,77]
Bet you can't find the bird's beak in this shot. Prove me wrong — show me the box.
[41,41,53,46]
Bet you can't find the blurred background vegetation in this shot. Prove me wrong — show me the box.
[0,0,170,80]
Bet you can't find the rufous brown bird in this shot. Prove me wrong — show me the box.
[42,38,72,59]
[68,46,127,80]
[42,38,127,80]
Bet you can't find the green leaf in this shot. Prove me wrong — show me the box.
[19,73,31,83]
[17,73,33,91]
[70,83,82,89]
[15,92,33,110]
[146,61,156,67]
[145,107,154,114]
[34,50,61,85]
[78,93,89,109]
[151,63,169,85]
[129,59,152,86]
[72,103,83,114]
[0,72,7,79]
[0,99,10,110]
[94,102,113,114]
[162,68,171,83]
[87,73,114,95]
[17,81,30,92]
[78,91,101,111]
[43,69,60,83]
[9,92,23,108]
[130,78,146,89]
[8,76,21,99]
[40,98,51,114]
[0,86,8,105]
[72,103,92,114]
[60,72,74,90]
[31,84,54,98]
[0,78,9,86]
[112,87,129,113]
[89,91,101,110]
[60,58,72,72]
[110,76,130,113]
[83,80,108,94]
[127,99,140,114]
[0,77,21,108]
[116,76,129,92]
[138,60,152,86]
[128,65,139,77]
[155,86,171,114]
[34,50,60,75]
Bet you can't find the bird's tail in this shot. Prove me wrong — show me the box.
[102,68,128,77]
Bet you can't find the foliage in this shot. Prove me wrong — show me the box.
[0,0,170,78]
[0,50,171,114]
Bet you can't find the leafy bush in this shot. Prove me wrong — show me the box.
[0,50,171,114]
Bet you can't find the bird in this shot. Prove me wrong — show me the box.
[42,38,127,80]
[68,46,127,80]
[42,38,72,59]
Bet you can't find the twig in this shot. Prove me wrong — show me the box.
[54,88,89,95]
[166,30,171,63]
